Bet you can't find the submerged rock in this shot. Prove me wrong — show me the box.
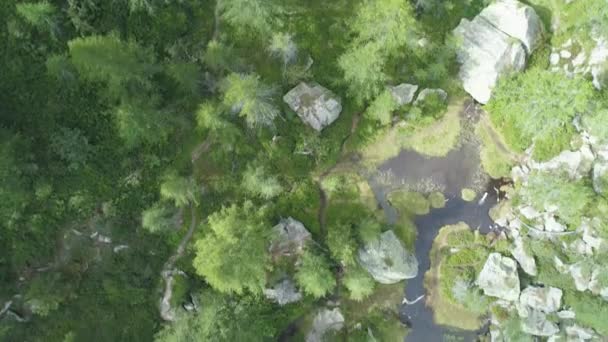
[263,278,302,305]
[453,0,542,103]
[390,83,418,106]
[519,286,562,313]
[270,217,311,257]
[305,308,345,342]
[477,253,520,301]
[358,230,418,284]
[283,82,342,131]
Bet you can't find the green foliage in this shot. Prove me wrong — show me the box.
[487,69,595,160]
[241,164,283,199]
[268,32,297,67]
[357,217,383,244]
[413,92,447,119]
[160,174,198,208]
[565,291,608,335]
[461,188,476,202]
[343,265,375,301]
[141,201,179,234]
[338,43,387,104]
[295,249,336,298]
[387,190,430,216]
[193,202,270,294]
[222,73,279,128]
[220,0,279,36]
[366,90,398,125]
[327,223,358,265]
[450,278,489,314]
[16,1,56,29]
[582,107,608,145]
[520,172,594,227]
[429,191,446,208]
[50,127,92,171]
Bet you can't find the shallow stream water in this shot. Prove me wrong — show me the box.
[370,139,501,341]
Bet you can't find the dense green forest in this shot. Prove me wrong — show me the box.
[1,0,608,341]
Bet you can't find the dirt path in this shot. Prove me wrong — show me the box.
[160,205,198,321]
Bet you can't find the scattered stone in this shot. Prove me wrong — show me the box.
[512,237,537,276]
[519,206,541,220]
[519,286,562,313]
[572,52,587,66]
[534,145,594,179]
[566,324,595,340]
[557,310,576,319]
[550,53,560,65]
[477,253,521,301]
[521,310,560,336]
[569,262,593,291]
[305,308,345,342]
[453,0,542,103]
[113,245,129,253]
[270,217,311,257]
[560,50,572,59]
[283,82,342,131]
[413,88,448,105]
[358,230,418,284]
[264,278,302,305]
[389,83,418,106]
[544,215,566,233]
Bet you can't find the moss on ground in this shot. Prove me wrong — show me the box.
[475,120,515,179]
[387,190,430,216]
[461,188,476,202]
[393,216,417,250]
[424,223,487,331]
[429,191,446,209]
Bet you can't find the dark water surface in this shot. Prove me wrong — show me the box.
[370,142,501,342]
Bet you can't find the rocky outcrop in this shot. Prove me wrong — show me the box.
[270,217,311,257]
[413,88,448,105]
[520,310,560,337]
[531,144,594,180]
[477,253,520,301]
[390,83,418,106]
[358,230,418,284]
[519,286,562,313]
[305,308,344,342]
[283,82,342,131]
[566,324,595,341]
[512,237,537,276]
[453,0,542,103]
[592,158,608,196]
[263,278,302,306]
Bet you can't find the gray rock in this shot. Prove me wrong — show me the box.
[270,217,311,257]
[521,310,560,336]
[477,253,521,301]
[283,82,342,131]
[550,53,560,65]
[512,237,537,276]
[358,230,418,284]
[569,262,593,291]
[560,50,572,59]
[519,205,541,220]
[306,308,345,342]
[589,36,608,89]
[544,215,566,233]
[478,0,543,53]
[414,88,448,105]
[389,83,418,106]
[557,310,576,319]
[566,324,594,340]
[519,286,562,313]
[453,0,542,103]
[534,145,594,179]
[264,279,302,305]
[572,52,587,66]
[592,159,608,196]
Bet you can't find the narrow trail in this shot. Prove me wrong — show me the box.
[159,205,198,321]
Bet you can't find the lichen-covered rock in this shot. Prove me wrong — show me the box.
[477,253,520,301]
[533,144,594,179]
[592,159,608,196]
[270,217,311,257]
[512,237,537,276]
[566,324,595,340]
[519,286,562,313]
[358,230,418,284]
[283,82,342,131]
[453,0,542,103]
[389,83,418,106]
[305,308,344,342]
[520,310,560,337]
[263,278,302,305]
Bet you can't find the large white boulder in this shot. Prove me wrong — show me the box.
[358,230,418,284]
[477,253,521,301]
[389,83,418,106]
[453,0,543,103]
[519,286,562,313]
[283,82,342,131]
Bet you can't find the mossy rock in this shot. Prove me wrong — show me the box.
[429,192,446,209]
[489,200,512,223]
[461,188,476,202]
[387,190,430,216]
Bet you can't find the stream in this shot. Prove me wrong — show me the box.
[369,135,501,341]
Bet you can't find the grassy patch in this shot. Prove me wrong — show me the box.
[475,119,515,179]
[461,188,476,202]
[393,216,417,250]
[429,191,446,209]
[425,223,487,330]
[387,190,430,216]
